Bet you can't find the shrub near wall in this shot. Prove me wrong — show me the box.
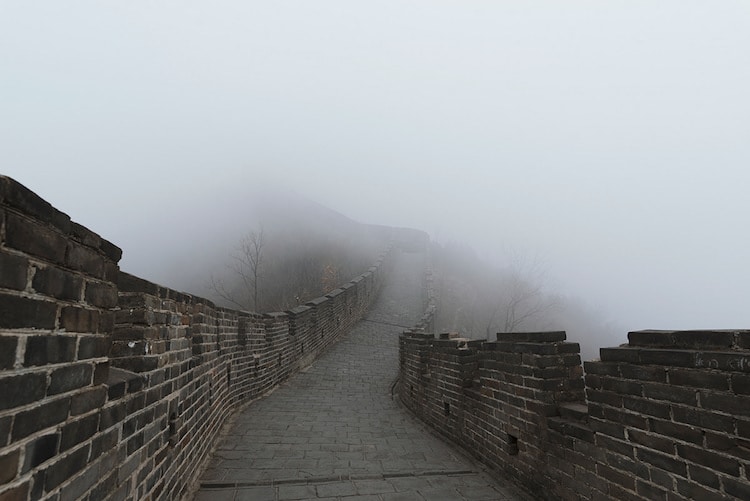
[399,329,750,500]
[0,175,390,501]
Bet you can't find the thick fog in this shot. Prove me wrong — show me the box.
[3,2,749,351]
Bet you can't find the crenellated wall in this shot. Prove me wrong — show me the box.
[399,329,750,500]
[0,175,396,501]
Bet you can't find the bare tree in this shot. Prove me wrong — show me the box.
[485,251,557,336]
[210,227,265,311]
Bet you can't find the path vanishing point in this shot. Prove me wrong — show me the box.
[192,250,530,501]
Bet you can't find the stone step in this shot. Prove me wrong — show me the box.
[547,417,595,443]
[557,402,589,422]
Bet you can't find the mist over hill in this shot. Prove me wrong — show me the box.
[432,241,622,361]
[117,186,389,310]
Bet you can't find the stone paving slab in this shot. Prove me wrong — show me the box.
[193,251,531,501]
[195,472,520,501]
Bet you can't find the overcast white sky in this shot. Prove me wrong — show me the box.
[2,1,749,335]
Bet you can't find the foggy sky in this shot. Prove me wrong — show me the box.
[2,1,749,339]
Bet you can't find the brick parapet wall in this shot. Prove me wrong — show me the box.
[399,329,750,500]
[0,176,392,501]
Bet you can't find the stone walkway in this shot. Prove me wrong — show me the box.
[193,251,529,501]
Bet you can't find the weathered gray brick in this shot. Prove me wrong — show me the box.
[0,336,18,370]
[0,372,47,411]
[0,447,20,485]
[22,433,60,474]
[0,251,28,291]
[24,334,77,366]
[32,265,83,301]
[48,363,93,395]
[11,396,70,440]
[0,294,57,330]
[84,281,118,308]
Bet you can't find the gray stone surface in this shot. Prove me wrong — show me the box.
[194,251,529,500]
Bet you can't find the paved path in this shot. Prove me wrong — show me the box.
[193,251,529,501]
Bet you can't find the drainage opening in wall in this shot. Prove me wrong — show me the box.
[506,433,519,456]
[443,401,450,416]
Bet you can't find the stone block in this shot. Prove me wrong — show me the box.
[77,335,111,360]
[599,347,639,363]
[583,361,621,376]
[497,331,567,343]
[596,434,634,458]
[687,464,720,489]
[65,242,105,278]
[700,391,750,417]
[0,294,57,330]
[0,251,28,290]
[118,272,160,295]
[676,443,740,476]
[110,356,159,373]
[627,429,674,454]
[31,265,83,301]
[99,402,127,431]
[638,349,695,367]
[0,448,20,485]
[0,416,10,448]
[60,413,100,451]
[642,382,697,406]
[672,405,735,433]
[21,433,60,473]
[675,478,725,501]
[619,364,667,382]
[103,261,119,282]
[93,362,109,385]
[85,281,118,308]
[115,308,157,326]
[601,378,643,396]
[11,396,70,440]
[71,386,107,415]
[59,454,102,501]
[0,176,71,231]
[627,330,673,348]
[621,396,671,419]
[4,212,67,264]
[99,311,115,332]
[70,221,101,248]
[0,336,18,370]
[669,369,729,390]
[91,430,118,462]
[630,330,738,350]
[0,482,29,501]
[48,363,93,395]
[44,443,90,491]
[60,306,100,333]
[586,389,623,408]
[636,447,686,476]
[0,371,47,411]
[99,238,122,262]
[24,335,77,366]
[724,477,750,500]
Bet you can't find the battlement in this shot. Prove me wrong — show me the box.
[399,329,750,500]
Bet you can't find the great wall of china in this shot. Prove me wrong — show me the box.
[1,175,749,500]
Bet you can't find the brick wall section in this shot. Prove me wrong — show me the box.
[0,175,392,501]
[399,329,750,500]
